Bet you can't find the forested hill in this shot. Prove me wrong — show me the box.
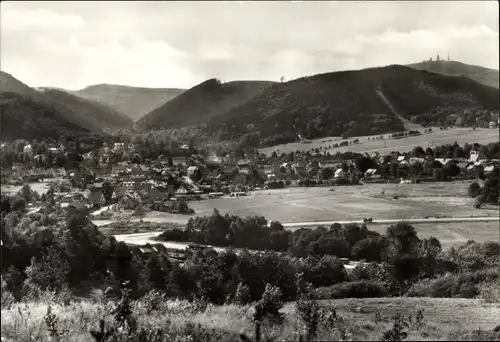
[135,65,499,148]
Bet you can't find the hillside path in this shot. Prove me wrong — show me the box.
[375,87,424,130]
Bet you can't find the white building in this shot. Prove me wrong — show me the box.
[23,144,33,154]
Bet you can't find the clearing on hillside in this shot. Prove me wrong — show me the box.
[259,127,499,156]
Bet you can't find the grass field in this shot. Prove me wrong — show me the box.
[189,181,498,223]
[1,297,499,341]
[259,127,499,156]
[364,222,499,249]
[121,181,499,247]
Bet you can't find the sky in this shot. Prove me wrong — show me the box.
[1,1,499,90]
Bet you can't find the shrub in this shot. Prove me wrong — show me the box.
[405,269,499,298]
[313,280,388,299]
[381,313,409,341]
[234,282,252,306]
[478,281,500,303]
[467,182,481,198]
[449,330,500,341]
[253,283,284,342]
[1,279,15,309]
[334,178,351,186]
[352,236,387,262]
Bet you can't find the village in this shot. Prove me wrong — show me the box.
[2,138,499,216]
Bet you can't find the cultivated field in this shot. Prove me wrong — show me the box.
[259,127,500,156]
[1,297,499,341]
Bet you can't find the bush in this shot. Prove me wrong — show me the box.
[467,182,481,198]
[334,178,351,186]
[449,330,500,341]
[313,280,388,299]
[405,269,499,298]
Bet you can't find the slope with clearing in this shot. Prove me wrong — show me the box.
[38,88,133,129]
[72,84,185,121]
[216,65,499,146]
[407,60,499,89]
[135,79,274,130]
[0,71,121,133]
[0,91,89,141]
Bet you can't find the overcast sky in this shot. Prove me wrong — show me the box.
[1,1,498,90]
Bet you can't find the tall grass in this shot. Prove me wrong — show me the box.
[2,295,499,341]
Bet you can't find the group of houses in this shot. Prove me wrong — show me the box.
[57,147,500,211]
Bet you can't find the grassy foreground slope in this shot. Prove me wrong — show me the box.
[135,79,274,130]
[407,60,499,89]
[1,297,498,341]
[72,84,186,121]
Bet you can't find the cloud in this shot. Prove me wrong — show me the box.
[0,1,498,90]
[1,8,87,30]
[358,25,499,47]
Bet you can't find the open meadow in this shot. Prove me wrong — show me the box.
[97,181,499,248]
[188,181,499,223]
[259,127,500,156]
[1,297,499,341]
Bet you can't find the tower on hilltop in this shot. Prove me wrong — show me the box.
[437,54,440,61]
[447,52,450,61]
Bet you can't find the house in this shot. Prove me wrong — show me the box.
[239,169,250,177]
[113,142,125,152]
[364,169,380,180]
[396,156,406,163]
[279,162,292,174]
[468,151,483,163]
[87,191,105,207]
[123,181,135,189]
[54,168,67,177]
[408,157,425,165]
[484,165,497,176]
[187,166,201,178]
[175,185,189,196]
[434,158,452,167]
[48,147,60,154]
[111,186,127,201]
[123,181,143,191]
[237,159,251,171]
[120,191,141,209]
[23,144,33,154]
[172,156,188,166]
[230,191,247,197]
[291,163,306,175]
[334,169,345,179]
[263,165,276,175]
[91,182,104,190]
[130,167,143,176]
